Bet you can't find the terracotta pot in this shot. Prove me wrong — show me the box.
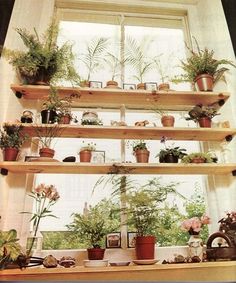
[87,248,105,260]
[134,149,150,163]
[79,150,92,162]
[161,115,175,127]
[41,110,57,124]
[135,236,156,260]
[106,80,119,88]
[191,157,205,163]
[39,148,55,158]
[198,117,212,128]
[137,83,145,90]
[58,115,71,124]
[159,154,178,163]
[158,83,170,91]
[3,147,19,161]
[80,81,90,87]
[194,74,214,92]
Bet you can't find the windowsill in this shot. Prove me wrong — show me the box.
[1,261,235,281]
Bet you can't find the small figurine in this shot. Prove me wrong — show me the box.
[134,120,149,126]
[21,110,33,123]
[110,120,127,126]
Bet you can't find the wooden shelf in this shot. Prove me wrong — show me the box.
[11,84,230,110]
[21,124,236,142]
[1,162,236,175]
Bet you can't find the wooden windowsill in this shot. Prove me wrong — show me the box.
[0,261,235,281]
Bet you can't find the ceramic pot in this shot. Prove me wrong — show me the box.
[198,117,212,128]
[137,83,145,90]
[106,80,119,88]
[158,83,170,91]
[194,74,214,92]
[135,235,156,260]
[39,148,55,158]
[161,115,175,127]
[79,150,92,162]
[134,149,150,163]
[58,115,71,124]
[159,154,178,163]
[188,234,203,261]
[3,147,19,161]
[41,110,57,124]
[191,157,205,163]
[87,248,105,260]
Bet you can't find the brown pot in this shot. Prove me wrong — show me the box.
[80,81,90,87]
[137,83,145,90]
[198,117,212,128]
[191,157,205,163]
[58,115,71,124]
[161,115,175,127]
[134,149,150,163]
[158,83,170,91]
[79,150,92,162]
[106,80,119,88]
[135,236,156,260]
[194,74,214,92]
[3,147,19,161]
[87,248,105,260]
[39,148,55,158]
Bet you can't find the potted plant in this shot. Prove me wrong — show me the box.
[78,141,96,162]
[0,229,22,269]
[152,108,175,127]
[156,136,187,163]
[33,124,63,158]
[0,123,28,161]
[67,200,119,260]
[2,20,80,85]
[132,140,150,163]
[79,37,108,87]
[125,36,154,89]
[181,152,216,164]
[185,104,220,128]
[56,96,78,125]
[179,37,236,91]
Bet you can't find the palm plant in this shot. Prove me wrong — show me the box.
[125,36,154,84]
[80,37,109,83]
[2,20,80,85]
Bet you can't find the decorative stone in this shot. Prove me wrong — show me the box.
[43,255,58,268]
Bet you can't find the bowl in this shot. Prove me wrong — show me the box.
[83,259,109,267]
[109,261,130,266]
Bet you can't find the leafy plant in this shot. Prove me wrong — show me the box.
[0,123,28,149]
[33,124,63,148]
[181,152,216,163]
[2,20,80,85]
[67,199,119,248]
[156,136,187,160]
[21,184,60,256]
[185,104,219,123]
[179,37,236,84]
[125,36,154,83]
[80,37,109,82]
[41,86,63,111]
[79,141,96,152]
[131,140,148,152]
[0,229,22,269]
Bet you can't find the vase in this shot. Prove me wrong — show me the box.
[188,234,203,261]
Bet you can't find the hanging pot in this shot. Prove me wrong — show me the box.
[39,148,55,158]
[79,150,92,162]
[41,110,57,124]
[194,74,214,92]
[161,115,175,127]
[3,147,19,161]
[135,235,156,260]
[134,149,150,163]
[198,117,212,128]
[87,248,105,260]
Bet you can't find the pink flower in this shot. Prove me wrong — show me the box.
[191,217,202,232]
[181,215,210,234]
[201,215,211,225]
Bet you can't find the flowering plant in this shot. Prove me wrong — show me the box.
[181,215,210,235]
[22,184,60,255]
[79,141,96,152]
[219,211,236,232]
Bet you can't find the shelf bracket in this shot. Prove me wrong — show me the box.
[1,168,8,176]
[15,91,23,99]
[232,170,236,176]
[225,135,233,142]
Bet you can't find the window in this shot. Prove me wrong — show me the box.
[32,7,209,249]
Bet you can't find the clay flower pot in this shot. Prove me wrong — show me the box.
[134,149,150,163]
[135,235,156,260]
[39,148,55,158]
[58,115,71,124]
[191,157,205,163]
[158,83,170,91]
[79,150,92,162]
[137,83,145,90]
[106,80,119,88]
[3,147,19,161]
[161,115,175,127]
[198,117,212,128]
[87,248,105,260]
[194,74,214,92]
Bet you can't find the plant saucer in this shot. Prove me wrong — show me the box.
[132,259,159,265]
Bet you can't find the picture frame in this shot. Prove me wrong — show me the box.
[127,232,137,248]
[106,232,121,248]
[89,81,103,88]
[123,83,136,90]
[91,150,105,163]
[144,82,158,91]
